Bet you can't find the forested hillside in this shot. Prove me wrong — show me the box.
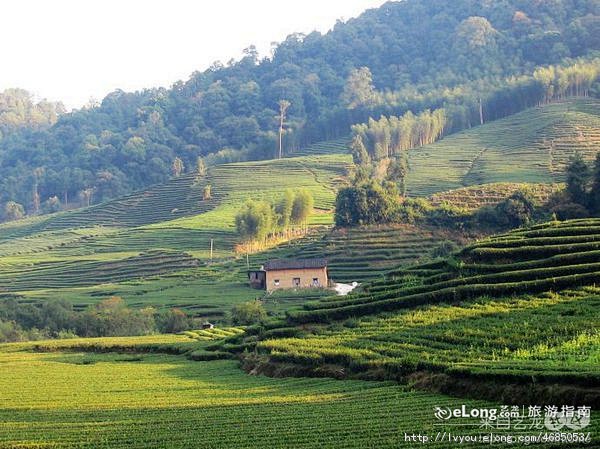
[2,0,600,220]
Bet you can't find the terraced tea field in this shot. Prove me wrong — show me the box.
[429,182,562,211]
[287,137,351,157]
[262,288,600,384]
[2,100,600,320]
[0,153,465,318]
[1,338,595,449]
[0,250,199,291]
[253,219,600,393]
[263,224,466,283]
[1,154,351,239]
[0,154,352,316]
[289,218,600,322]
[407,99,600,196]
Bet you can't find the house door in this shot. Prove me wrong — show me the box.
[293,277,300,287]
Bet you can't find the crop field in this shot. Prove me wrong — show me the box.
[0,153,351,240]
[429,183,562,211]
[261,288,600,382]
[0,154,352,316]
[0,203,465,320]
[1,338,594,449]
[3,333,202,354]
[288,219,600,322]
[264,224,466,283]
[0,250,199,291]
[286,137,351,157]
[1,101,599,321]
[252,219,600,387]
[407,99,600,196]
[182,326,245,340]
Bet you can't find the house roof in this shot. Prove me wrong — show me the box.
[263,258,327,271]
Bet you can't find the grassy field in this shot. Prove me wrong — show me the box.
[407,99,600,196]
[1,337,595,449]
[0,153,351,240]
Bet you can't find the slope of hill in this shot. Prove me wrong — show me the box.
[244,218,600,404]
[265,224,466,284]
[0,153,350,239]
[407,100,600,196]
[3,211,600,448]
[0,154,352,318]
[2,100,600,319]
[285,137,351,157]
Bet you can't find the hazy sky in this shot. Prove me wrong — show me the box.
[2,0,387,110]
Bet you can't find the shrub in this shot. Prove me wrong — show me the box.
[395,198,430,224]
[156,308,193,333]
[551,202,590,220]
[431,240,459,258]
[335,181,400,226]
[473,205,501,228]
[231,300,267,326]
[426,203,471,228]
[474,190,536,229]
[495,190,536,227]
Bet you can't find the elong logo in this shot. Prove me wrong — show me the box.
[434,406,499,421]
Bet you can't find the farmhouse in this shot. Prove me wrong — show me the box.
[248,258,328,292]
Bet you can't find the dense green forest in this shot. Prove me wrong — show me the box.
[2,0,600,220]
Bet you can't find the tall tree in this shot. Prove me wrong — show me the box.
[275,189,295,232]
[341,67,378,109]
[32,167,45,214]
[203,184,212,200]
[387,156,408,196]
[350,135,371,166]
[196,157,207,177]
[566,152,591,206]
[591,152,600,213]
[79,188,94,207]
[4,201,25,221]
[291,189,314,229]
[171,157,185,177]
[235,200,276,243]
[277,100,291,159]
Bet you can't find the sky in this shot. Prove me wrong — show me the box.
[2,0,387,110]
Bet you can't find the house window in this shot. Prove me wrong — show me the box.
[274,279,280,286]
[312,278,319,287]
[293,277,300,287]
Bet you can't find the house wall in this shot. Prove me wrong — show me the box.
[265,267,328,291]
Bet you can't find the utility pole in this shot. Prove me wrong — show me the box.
[278,99,291,159]
[246,253,249,270]
[479,97,484,125]
[210,239,213,261]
